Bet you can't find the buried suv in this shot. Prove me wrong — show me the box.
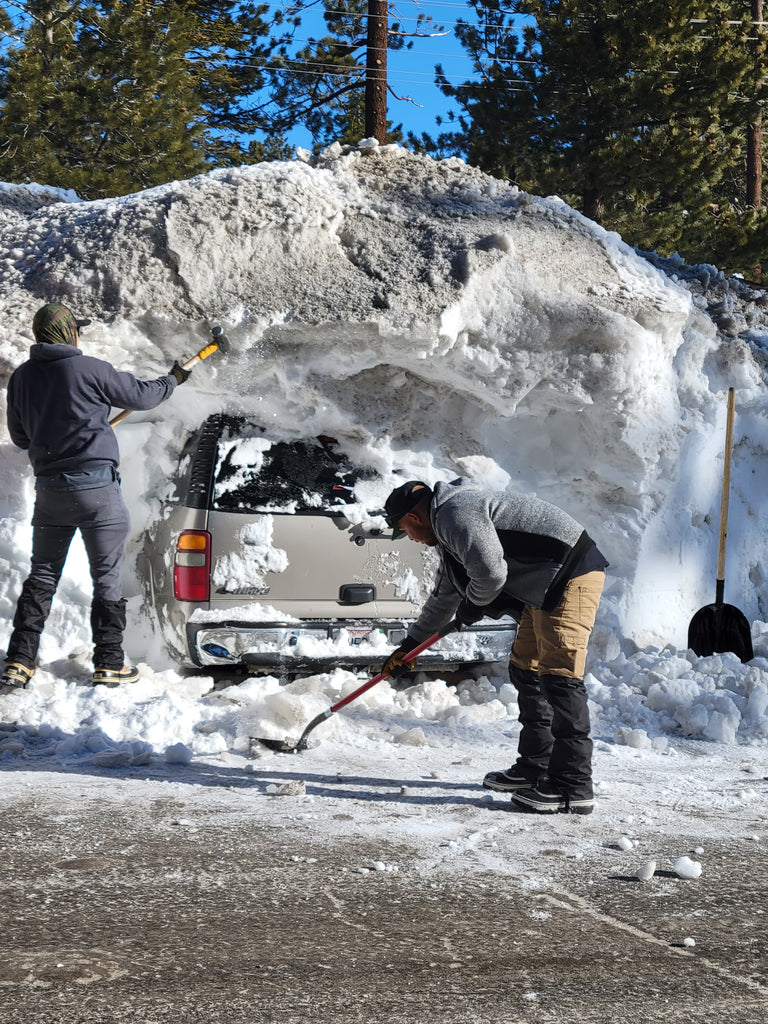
[137,414,515,674]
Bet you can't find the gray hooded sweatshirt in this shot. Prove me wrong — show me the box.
[408,479,607,642]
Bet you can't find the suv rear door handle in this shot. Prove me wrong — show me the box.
[339,584,376,605]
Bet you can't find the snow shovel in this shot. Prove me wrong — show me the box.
[688,387,753,662]
[253,623,458,754]
[109,325,231,426]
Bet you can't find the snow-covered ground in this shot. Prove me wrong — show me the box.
[1,142,767,872]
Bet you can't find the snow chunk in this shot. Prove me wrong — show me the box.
[394,727,432,747]
[636,860,656,881]
[267,780,306,797]
[165,742,193,765]
[673,856,702,879]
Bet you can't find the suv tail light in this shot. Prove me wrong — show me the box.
[174,530,211,602]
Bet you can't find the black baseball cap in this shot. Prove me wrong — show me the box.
[383,480,433,538]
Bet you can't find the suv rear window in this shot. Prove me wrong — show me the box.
[213,421,362,513]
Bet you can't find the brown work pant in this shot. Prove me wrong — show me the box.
[509,570,605,679]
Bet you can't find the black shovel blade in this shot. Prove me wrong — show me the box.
[254,736,304,754]
[688,603,753,662]
[252,710,331,755]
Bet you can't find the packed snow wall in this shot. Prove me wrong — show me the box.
[1,142,767,649]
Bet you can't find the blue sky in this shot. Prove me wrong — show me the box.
[376,0,473,140]
[284,0,479,147]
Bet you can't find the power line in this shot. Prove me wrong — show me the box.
[265,2,768,31]
[2,4,763,100]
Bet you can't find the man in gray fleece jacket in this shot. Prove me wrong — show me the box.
[382,478,608,815]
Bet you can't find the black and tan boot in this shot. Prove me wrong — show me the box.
[92,665,140,687]
[0,661,35,694]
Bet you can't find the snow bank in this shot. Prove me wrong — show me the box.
[2,142,768,756]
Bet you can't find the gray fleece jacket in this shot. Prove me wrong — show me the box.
[408,479,607,642]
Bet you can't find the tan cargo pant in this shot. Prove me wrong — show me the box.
[508,570,605,679]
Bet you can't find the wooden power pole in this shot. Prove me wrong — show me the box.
[365,0,388,143]
[747,0,764,208]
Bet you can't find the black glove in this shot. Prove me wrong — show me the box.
[455,598,485,628]
[170,361,192,384]
[381,636,421,678]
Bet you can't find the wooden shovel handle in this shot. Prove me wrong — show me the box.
[109,407,134,427]
[109,337,223,427]
[716,387,735,586]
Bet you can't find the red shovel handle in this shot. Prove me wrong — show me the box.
[254,621,460,753]
[329,625,455,714]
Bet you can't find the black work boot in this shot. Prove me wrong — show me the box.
[1,661,36,694]
[512,783,595,815]
[482,769,533,792]
[92,665,140,687]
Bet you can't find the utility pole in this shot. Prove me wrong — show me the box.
[747,0,764,208]
[365,0,387,143]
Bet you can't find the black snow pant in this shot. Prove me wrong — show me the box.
[509,665,593,801]
[6,482,131,671]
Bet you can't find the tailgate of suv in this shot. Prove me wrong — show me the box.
[207,510,430,615]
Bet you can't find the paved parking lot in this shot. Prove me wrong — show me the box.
[1,775,766,1024]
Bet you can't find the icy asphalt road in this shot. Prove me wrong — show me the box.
[1,760,767,1024]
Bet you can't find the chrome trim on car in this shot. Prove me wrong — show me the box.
[187,619,516,670]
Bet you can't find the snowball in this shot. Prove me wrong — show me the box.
[636,860,656,881]
[617,836,634,851]
[683,937,696,947]
[673,856,702,879]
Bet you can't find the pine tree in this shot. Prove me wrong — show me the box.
[422,1,768,277]
[0,0,291,198]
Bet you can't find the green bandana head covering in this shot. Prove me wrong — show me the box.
[32,303,89,345]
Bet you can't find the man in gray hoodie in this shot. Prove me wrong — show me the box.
[381,478,608,815]
[1,303,190,694]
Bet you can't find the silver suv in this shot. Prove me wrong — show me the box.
[137,414,515,674]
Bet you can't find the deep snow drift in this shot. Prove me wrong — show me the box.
[1,144,767,852]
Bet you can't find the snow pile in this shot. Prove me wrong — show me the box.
[587,624,768,745]
[1,141,768,770]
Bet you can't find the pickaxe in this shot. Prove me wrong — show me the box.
[109,326,230,427]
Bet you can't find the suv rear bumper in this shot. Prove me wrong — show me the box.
[186,619,516,671]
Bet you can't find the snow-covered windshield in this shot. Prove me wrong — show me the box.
[213,420,366,513]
